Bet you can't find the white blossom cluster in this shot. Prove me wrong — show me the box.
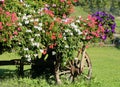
[70,22,83,35]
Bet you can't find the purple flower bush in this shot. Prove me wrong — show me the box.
[92,11,116,40]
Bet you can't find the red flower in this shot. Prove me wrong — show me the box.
[0,22,3,30]
[60,0,65,2]
[98,25,104,33]
[11,13,18,23]
[58,33,62,38]
[62,14,66,18]
[49,44,54,49]
[74,0,78,2]
[13,31,18,35]
[44,9,54,17]
[6,22,12,26]
[63,17,74,24]
[49,22,54,30]
[0,7,3,13]
[3,38,7,42]
[10,35,13,39]
[53,43,57,46]
[68,6,74,13]
[42,50,47,55]
[17,27,21,31]
[51,33,56,40]
[67,0,72,5]
[86,36,91,40]
[5,11,11,16]
[55,17,62,23]
[88,22,95,28]
[86,45,89,48]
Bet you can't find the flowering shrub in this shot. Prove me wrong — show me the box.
[17,2,81,63]
[0,7,22,50]
[0,1,116,65]
[92,11,116,40]
[43,0,74,17]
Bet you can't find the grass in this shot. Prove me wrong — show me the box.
[115,18,120,33]
[70,6,88,18]
[87,46,120,87]
[0,52,20,60]
[0,46,120,87]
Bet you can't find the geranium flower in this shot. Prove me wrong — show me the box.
[51,33,56,40]
[44,8,54,17]
[5,12,11,16]
[49,22,54,30]
[49,44,54,49]
[6,22,12,26]
[0,22,3,30]
[42,50,47,55]
[62,14,67,18]
[60,0,65,2]
[13,31,18,35]
[74,0,78,2]
[58,33,62,38]
[17,27,21,31]
[11,13,18,23]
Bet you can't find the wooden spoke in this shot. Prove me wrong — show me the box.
[81,51,92,79]
[69,61,72,66]
[59,70,71,75]
[65,66,71,70]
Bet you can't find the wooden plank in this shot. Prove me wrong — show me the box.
[0,59,30,65]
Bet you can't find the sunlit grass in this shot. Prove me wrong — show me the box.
[88,47,120,87]
[70,6,88,18]
[0,52,20,60]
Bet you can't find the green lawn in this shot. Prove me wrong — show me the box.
[88,47,120,87]
[0,52,20,60]
[0,47,120,87]
[70,6,88,18]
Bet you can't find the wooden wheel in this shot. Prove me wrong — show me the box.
[58,45,92,83]
[59,59,81,82]
[80,52,92,79]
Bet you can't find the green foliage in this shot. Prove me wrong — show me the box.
[78,0,120,16]
[0,76,101,87]
[0,6,23,51]
[0,0,116,65]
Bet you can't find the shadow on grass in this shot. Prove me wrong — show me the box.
[112,37,120,49]
[0,69,16,79]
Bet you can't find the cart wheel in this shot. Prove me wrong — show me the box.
[59,59,81,82]
[81,52,92,79]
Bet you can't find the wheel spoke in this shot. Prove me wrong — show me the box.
[69,61,72,66]
[59,70,71,75]
[65,66,71,70]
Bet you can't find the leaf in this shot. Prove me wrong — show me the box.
[44,54,48,61]
[38,52,42,58]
